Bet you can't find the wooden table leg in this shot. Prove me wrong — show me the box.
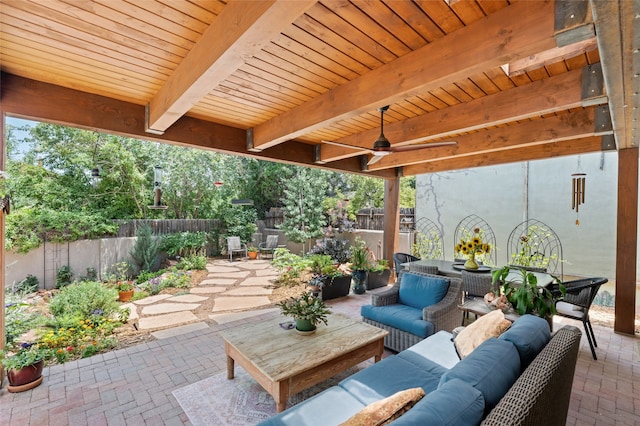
[275,380,290,412]
[374,338,384,362]
[226,355,235,379]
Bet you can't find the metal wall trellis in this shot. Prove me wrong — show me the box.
[506,219,563,280]
[453,214,497,266]
[412,217,445,260]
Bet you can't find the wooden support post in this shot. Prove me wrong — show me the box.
[615,147,638,334]
[383,177,400,281]
[0,109,5,354]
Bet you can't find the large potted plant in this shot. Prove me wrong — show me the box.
[1,343,50,393]
[277,291,331,334]
[308,254,351,300]
[366,259,392,289]
[491,266,565,329]
[350,242,371,294]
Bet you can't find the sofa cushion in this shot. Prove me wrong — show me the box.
[398,273,449,309]
[439,337,520,413]
[388,379,485,425]
[340,356,443,405]
[499,314,551,370]
[339,388,425,426]
[401,330,460,369]
[454,309,512,358]
[361,304,434,338]
[257,386,365,426]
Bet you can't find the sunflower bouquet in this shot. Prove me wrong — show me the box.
[454,228,492,265]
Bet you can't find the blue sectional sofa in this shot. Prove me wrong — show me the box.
[259,315,582,426]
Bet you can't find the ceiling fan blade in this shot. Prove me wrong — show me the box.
[367,154,385,166]
[390,141,457,153]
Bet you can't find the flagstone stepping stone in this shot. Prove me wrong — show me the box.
[190,287,226,294]
[151,322,209,339]
[167,294,208,303]
[217,271,252,279]
[138,311,198,330]
[212,296,272,312]
[206,265,241,273]
[255,269,279,277]
[199,278,237,286]
[209,308,280,324]
[238,277,274,287]
[234,262,271,270]
[120,303,139,321]
[141,303,201,315]
[133,294,172,305]
[225,286,273,296]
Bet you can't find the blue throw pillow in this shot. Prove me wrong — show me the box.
[439,338,520,413]
[388,379,484,425]
[398,273,449,310]
[499,314,551,370]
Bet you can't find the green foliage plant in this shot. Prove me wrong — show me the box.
[176,254,207,270]
[55,265,74,289]
[277,291,331,326]
[49,281,122,320]
[130,224,159,272]
[272,248,310,285]
[491,266,565,317]
[1,343,50,371]
[16,274,39,293]
[350,239,372,271]
[160,268,192,289]
[510,225,558,269]
[160,232,207,258]
[412,231,443,260]
[4,295,45,346]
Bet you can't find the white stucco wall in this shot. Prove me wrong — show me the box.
[415,152,619,280]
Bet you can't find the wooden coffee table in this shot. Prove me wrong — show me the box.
[221,313,388,412]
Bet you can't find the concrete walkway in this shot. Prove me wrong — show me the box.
[121,259,281,339]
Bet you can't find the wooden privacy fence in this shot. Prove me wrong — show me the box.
[263,207,415,231]
[356,208,415,231]
[115,219,222,237]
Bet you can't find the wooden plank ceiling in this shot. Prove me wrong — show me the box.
[1,0,638,178]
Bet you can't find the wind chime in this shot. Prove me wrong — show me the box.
[571,157,586,226]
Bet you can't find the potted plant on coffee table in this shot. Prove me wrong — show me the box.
[1,342,50,393]
[277,291,331,335]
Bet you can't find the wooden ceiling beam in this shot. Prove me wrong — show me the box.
[319,67,595,163]
[1,73,394,178]
[367,107,605,171]
[145,0,315,134]
[402,136,605,175]
[249,0,558,151]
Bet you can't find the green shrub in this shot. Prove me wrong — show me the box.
[49,281,121,319]
[159,232,207,258]
[5,295,45,345]
[176,255,207,270]
[136,269,166,284]
[80,267,98,282]
[56,265,73,288]
[130,224,160,272]
[161,269,192,289]
[16,274,39,293]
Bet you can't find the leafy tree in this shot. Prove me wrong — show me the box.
[279,168,328,253]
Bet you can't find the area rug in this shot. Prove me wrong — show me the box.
[172,366,363,426]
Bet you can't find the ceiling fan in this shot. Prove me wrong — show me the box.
[324,106,457,166]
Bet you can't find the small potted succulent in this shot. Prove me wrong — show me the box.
[1,342,50,392]
[277,291,331,334]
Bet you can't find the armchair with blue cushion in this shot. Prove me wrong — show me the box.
[361,271,463,352]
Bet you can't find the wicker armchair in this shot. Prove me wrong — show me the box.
[362,271,463,352]
[461,270,494,300]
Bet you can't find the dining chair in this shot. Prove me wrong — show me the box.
[392,252,420,279]
[554,277,608,360]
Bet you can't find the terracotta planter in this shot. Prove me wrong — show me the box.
[118,290,134,302]
[248,251,258,260]
[6,360,44,393]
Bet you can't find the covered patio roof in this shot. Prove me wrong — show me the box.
[0,0,638,333]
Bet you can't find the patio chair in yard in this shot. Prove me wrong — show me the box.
[259,235,279,259]
[227,236,247,262]
[554,277,608,360]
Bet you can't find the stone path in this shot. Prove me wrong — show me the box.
[123,259,280,339]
